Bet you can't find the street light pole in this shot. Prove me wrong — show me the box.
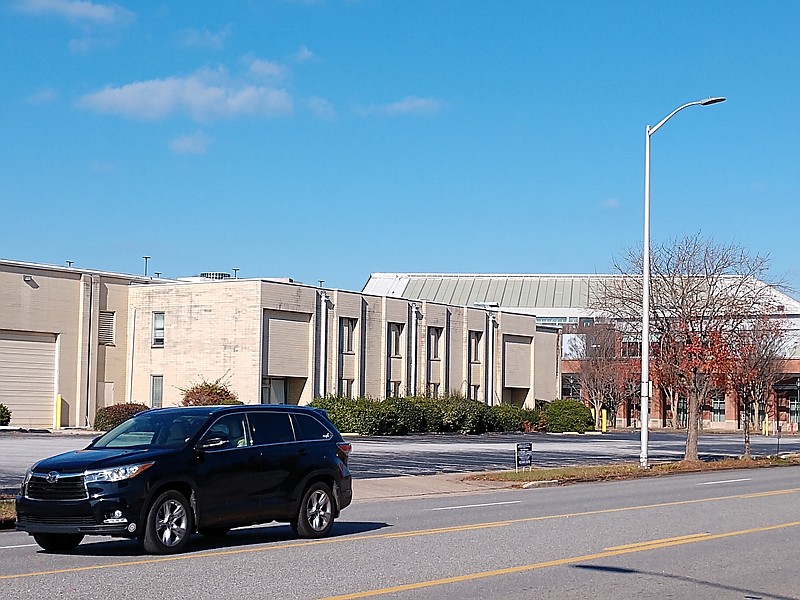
[640,97,726,469]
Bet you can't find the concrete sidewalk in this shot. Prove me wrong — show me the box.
[353,472,517,502]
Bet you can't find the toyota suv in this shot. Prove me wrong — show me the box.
[15,404,352,554]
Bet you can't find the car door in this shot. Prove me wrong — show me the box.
[193,412,263,527]
[246,410,303,519]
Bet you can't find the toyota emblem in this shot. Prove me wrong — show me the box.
[46,471,59,484]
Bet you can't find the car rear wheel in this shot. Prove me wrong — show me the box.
[141,490,194,554]
[32,533,84,553]
[293,482,335,539]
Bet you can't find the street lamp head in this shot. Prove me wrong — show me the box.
[700,97,726,106]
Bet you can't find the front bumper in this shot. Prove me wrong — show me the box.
[16,484,148,538]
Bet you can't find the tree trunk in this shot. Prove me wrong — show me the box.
[743,415,751,459]
[684,391,701,461]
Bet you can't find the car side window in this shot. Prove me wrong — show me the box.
[248,412,295,446]
[203,414,249,450]
[293,414,333,441]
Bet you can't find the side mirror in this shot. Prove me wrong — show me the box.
[198,436,229,451]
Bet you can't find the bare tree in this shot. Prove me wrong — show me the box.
[725,317,787,458]
[596,233,782,462]
[568,322,638,430]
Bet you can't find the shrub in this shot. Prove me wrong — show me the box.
[441,395,494,435]
[93,403,149,431]
[0,403,10,426]
[543,399,593,433]
[181,376,242,406]
[490,404,524,432]
[408,397,445,433]
[383,397,427,433]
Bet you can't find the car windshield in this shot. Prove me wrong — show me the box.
[92,411,209,449]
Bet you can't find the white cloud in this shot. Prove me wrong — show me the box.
[170,132,211,155]
[293,46,314,63]
[307,96,336,121]
[179,26,231,50]
[359,96,442,117]
[15,0,135,25]
[601,198,620,209]
[248,58,289,82]
[77,68,293,121]
[26,86,59,105]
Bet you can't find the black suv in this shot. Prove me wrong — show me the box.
[16,405,352,554]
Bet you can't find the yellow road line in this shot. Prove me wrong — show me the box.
[604,532,710,551]
[2,486,798,581]
[322,521,800,600]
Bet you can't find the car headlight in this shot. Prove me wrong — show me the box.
[84,462,154,483]
[21,467,33,494]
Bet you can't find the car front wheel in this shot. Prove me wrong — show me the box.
[293,482,335,539]
[141,490,194,554]
[32,533,84,553]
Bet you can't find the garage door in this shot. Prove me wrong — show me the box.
[0,331,57,429]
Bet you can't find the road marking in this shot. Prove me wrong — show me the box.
[321,521,800,599]
[698,478,750,486]
[431,501,522,511]
[0,544,38,550]
[1,486,798,581]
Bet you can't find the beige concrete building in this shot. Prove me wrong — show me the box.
[0,259,152,429]
[128,278,561,409]
[1,260,561,429]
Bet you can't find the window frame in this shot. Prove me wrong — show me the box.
[152,312,165,347]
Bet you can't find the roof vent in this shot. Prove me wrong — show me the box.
[199,272,231,280]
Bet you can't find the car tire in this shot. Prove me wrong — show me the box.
[294,482,335,539]
[141,490,194,554]
[32,533,84,553]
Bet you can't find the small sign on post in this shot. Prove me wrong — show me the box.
[515,442,533,472]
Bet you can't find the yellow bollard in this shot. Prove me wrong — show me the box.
[54,394,62,430]
[601,409,607,433]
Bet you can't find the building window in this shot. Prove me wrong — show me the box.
[469,331,482,363]
[712,395,725,422]
[152,312,165,347]
[340,318,356,354]
[151,375,164,408]
[428,327,442,360]
[790,392,800,425]
[388,381,401,397]
[468,384,480,400]
[388,323,403,357]
[98,311,115,346]
[339,379,354,398]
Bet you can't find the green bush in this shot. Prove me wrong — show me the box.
[490,404,524,432]
[0,403,11,426]
[384,397,427,433]
[180,376,242,406]
[408,396,445,433]
[441,395,494,434]
[93,403,149,431]
[543,399,593,433]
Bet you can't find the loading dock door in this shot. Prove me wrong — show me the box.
[0,331,57,429]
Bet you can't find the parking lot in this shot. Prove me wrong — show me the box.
[2,429,798,493]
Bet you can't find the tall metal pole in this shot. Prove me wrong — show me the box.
[639,97,726,469]
[640,126,652,468]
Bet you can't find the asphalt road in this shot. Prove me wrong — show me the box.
[2,466,799,599]
[2,429,799,492]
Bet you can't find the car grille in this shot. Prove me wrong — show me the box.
[17,514,96,526]
[27,474,88,501]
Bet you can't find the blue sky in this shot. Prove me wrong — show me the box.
[2,1,798,294]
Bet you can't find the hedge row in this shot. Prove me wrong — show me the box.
[310,394,549,436]
[93,403,149,431]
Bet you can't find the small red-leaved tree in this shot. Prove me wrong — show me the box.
[181,375,242,406]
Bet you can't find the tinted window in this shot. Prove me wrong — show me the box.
[93,412,207,449]
[202,414,249,449]
[248,412,295,445]
[293,414,333,441]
